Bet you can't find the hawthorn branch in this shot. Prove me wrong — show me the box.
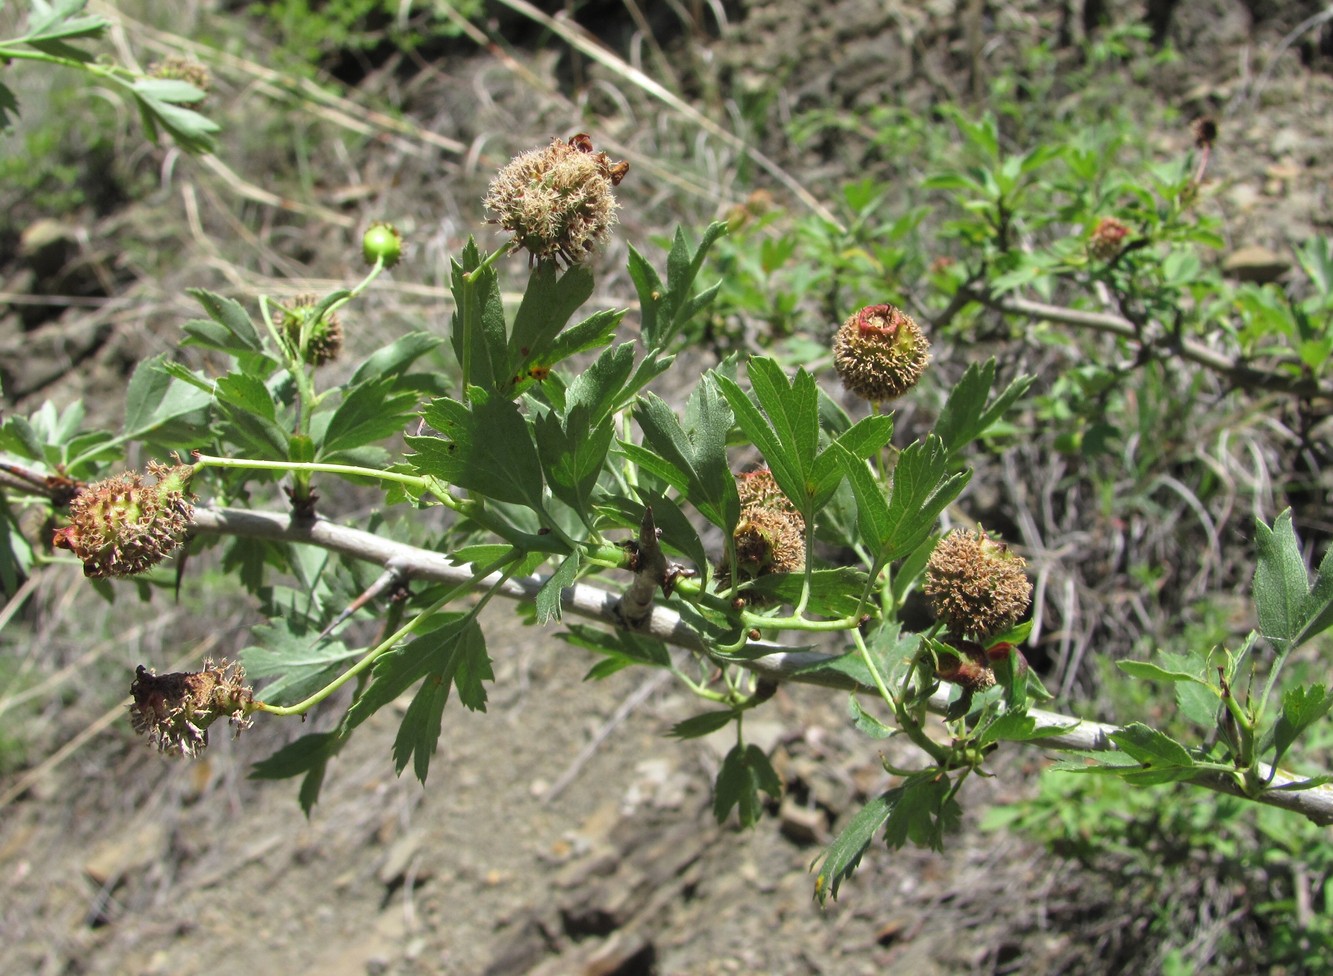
[616,506,668,628]
[972,292,1333,401]
[190,506,1333,825]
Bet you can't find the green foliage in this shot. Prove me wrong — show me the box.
[248,0,483,72]
[988,761,1333,973]
[712,740,782,828]
[0,2,218,153]
[0,94,113,223]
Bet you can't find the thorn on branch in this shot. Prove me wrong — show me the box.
[615,506,694,628]
[0,462,82,506]
[285,484,320,522]
[316,565,410,643]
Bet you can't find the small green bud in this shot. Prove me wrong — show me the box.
[362,221,403,268]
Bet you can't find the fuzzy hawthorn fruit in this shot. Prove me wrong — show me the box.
[1087,217,1131,262]
[832,304,930,403]
[933,638,998,693]
[484,134,626,266]
[280,294,344,366]
[716,468,805,589]
[129,659,255,758]
[52,462,195,578]
[924,528,1032,641]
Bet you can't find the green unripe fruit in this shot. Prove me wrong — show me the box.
[52,462,195,578]
[362,222,403,268]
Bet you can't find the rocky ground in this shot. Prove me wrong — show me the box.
[2,1,1332,974]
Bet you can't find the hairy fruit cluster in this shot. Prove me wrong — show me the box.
[718,468,805,588]
[149,56,211,96]
[280,294,344,366]
[832,304,930,403]
[52,462,195,578]
[1087,217,1131,262]
[924,528,1031,641]
[129,659,255,758]
[484,134,627,266]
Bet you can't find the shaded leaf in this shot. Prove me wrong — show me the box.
[536,406,613,519]
[848,696,895,740]
[561,622,673,678]
[882,774,959,851]
[536,550,580,624]
[240,619,359,707]
[321,381,418,456]
[880,436,971,563]
[248,731,340,815]
[741,567,870,619]
[718,358,821,515]
[131,86,218,153]
[633,222,728,350]
[1176,680,1220,730]
[449,238,507,393]
[713,742,782,828]
[669,711,736,739]
[975,711,1077,747]
[121,355,213,442]
[508,262,595,372]
[1253,509,1333,653]
[341,613,468,734]
[811,414,895,506]
[1117,660,1208,683]
[1108,723,1196,769]
[932,359,1033,455]
[372,617,490,783]
[633,384,739,533]
[214,372,275,422]
[564,343,639,426]
[350,332,444,386]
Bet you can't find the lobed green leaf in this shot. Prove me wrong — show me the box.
[412,388,544,507]
[1108,723,1196,770]
[321,381,418,456]
[813,792,893,904]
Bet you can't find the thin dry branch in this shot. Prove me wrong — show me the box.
[190,506,1333,826]
[976,292,1333,401]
